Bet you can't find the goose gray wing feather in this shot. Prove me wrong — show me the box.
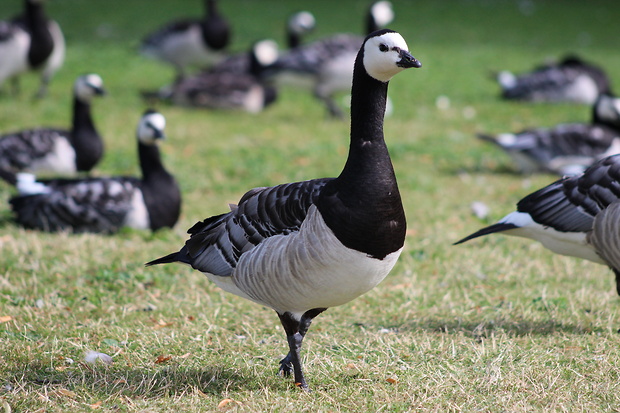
[269,34,362,75]
[10,177,138,233]
[517,155,620,232]
[0,128,68,172]
[590,201,620,273]
[182,178,332,277]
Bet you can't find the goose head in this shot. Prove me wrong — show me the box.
[362,29,421,83]
[593,94,620,127]
[137,110,166,145]
[250,39,279,76]
[74,74,106,102]
[367,1,394,33]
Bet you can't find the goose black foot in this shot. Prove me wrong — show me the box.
[279,352,294,377]
[277,308,326,390]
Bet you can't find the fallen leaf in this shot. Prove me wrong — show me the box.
[90,401,102,410]
[386,377,398,384]
[0,316,13,323]
[155,355,172,364]
[217,398,242,410]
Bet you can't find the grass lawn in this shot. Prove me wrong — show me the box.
[1,0,620,411]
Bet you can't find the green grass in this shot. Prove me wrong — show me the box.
[1,0,620,411]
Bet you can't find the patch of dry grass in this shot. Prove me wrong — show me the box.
[1,0,620,411]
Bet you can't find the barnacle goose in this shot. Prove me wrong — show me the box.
[497,55,612,104]
[0,0,65,97]
[286,11,315,49]
[140,0,230,78]
[477,93,620,175]
[10,110,181,234]
[146,29,421,390]
[265,1,394,117]
[0,74,105,186]
[142,39,278,113]
[455,154,620,295]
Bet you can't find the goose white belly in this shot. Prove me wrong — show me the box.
[0,28,29,83]
[501,211,604,264]
[205,206,403,318]
[123,188,150,230]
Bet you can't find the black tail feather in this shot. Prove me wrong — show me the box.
[476,133,499,145]
[453,223,518,245]
[145,251,181,267]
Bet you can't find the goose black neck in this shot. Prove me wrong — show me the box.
[201,0,229,50]
[205,0,217,16]
[139,142,169,183]
[287,32,301,49]
[317,49,406,259]
[341,55,391,181]
[24,0,54,68]
[72,97,102,172]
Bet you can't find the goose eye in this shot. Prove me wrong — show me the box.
[379,43,389,52]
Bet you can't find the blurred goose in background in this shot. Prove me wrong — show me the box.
[477,93,620,175]
[456,154,620,295]
[497,55,612,104]
[10,110,181,234]
[146,29,421,390]
[264,1,394,117]
[142,39,278,113]
[286,11,316,49]
[140,0,230,79]
[0,74,105,186]
[0,0,65,97]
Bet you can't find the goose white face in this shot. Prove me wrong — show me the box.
[289,11,315,34]
[74,74,105,101]
[137,112,166,145]
[370,1,394,27]
[254,39,279,67]
[363,32,419,82]
[595,95,620,124]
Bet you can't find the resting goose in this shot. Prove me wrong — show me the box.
[146,29,421,390]
[0,74,105,186]
[455,154,620,294]
[10,110,181,234]
[142,40,278,113]
[477,93,620,175]
[497,55,612,104]
[264,1,394,117]
[0,0,65,97]
[140,0,230,78]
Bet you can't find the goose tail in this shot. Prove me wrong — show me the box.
[453,223,518,245]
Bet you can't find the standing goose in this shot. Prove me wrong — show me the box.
[10,110,181,234]
[497,55,612,104]
[0,0,65,97]
[140,0,230,79]
[264,1,394,117]
[0,74,105,186]
[146,29,421,390]
[477,93,620,175]
[455,154,620,295]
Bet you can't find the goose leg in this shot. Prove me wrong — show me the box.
[277,308,326,390]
